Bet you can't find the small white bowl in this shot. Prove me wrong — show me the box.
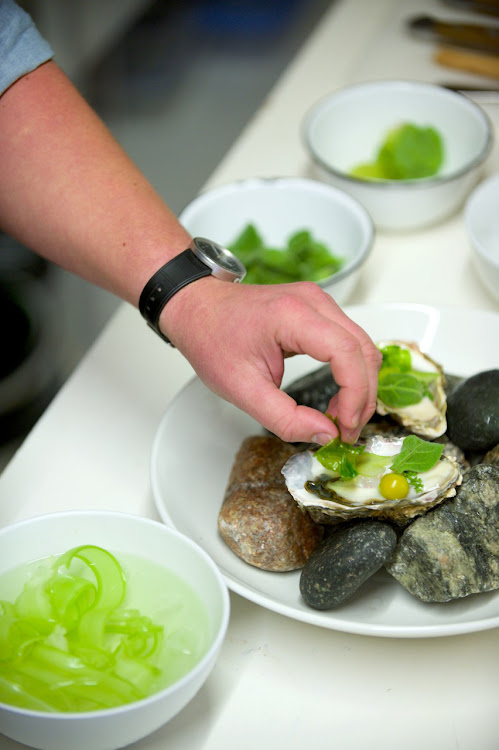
[465,173,499,304]
[303,80,493,231]
[179,176,374,305]
[0,511,229,750]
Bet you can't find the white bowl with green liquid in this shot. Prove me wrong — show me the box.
[0,511,230,750]
[303,80,493,231]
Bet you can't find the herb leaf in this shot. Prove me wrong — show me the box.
[380,345,412,372]
[315,438,365,480]
[391,435,443,475]
[351,123,444,181]
[229,225,344,285]
[377,344,438,408]
[404,470,424,494]
[377,372,429,407]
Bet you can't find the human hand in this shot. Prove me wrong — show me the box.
[160,278,381,445]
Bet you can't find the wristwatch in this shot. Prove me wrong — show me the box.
[139,237,246,345]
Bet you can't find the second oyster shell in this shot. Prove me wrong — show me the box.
[376,340,447,439]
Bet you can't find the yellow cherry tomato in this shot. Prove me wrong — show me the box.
[379,472,410,500]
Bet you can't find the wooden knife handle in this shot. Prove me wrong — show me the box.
[435,45,499,79]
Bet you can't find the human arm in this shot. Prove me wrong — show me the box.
[0,60,381,444]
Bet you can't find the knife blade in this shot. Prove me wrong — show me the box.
[408,15,499,54]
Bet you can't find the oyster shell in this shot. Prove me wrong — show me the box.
[376,340,447,439]
[282,435,462,525]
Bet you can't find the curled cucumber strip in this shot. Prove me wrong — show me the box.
[0,545,164,712]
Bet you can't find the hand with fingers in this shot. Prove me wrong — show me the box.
[160,277,382,445]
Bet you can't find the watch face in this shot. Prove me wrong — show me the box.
[192,237,246,282]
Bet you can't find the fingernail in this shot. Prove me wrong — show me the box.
[351,412,361,428]
[312,432,335,445]
[342,429,360,444]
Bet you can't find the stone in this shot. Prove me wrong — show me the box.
[219,436,324,571]
[446,369,499,452]
[284,364,339,414]
[385,464,499,602]
[299,520,398,610]
[483,444,499,467]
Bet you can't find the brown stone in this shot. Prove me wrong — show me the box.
[218,436,324,571]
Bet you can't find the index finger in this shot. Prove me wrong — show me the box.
[276,304,381,439]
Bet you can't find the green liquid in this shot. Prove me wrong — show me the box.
[118,552,212,690]
[0,550,211,709]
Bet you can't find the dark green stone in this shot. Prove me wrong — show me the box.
[446,369,499,452]
[285,364,339,414]
[299,520,398,610]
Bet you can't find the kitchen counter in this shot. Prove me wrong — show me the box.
[1,1,498,748]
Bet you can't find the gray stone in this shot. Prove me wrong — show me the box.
[386,464,499,602]
[299,520,398,610]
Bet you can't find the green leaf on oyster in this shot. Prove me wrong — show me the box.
[315,438,365,479]
[391,435,443,475]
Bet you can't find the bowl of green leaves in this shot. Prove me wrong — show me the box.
[302,80,493,231]
[179,176,374,305]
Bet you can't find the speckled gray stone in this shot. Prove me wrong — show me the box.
[299,520,398,610]
[386,464,499,602]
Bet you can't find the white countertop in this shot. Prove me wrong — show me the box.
[1,1,498,748]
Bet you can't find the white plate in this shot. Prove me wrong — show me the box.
[151,304,499,638]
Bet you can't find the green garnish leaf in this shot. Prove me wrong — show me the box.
[380,344,412,372]
[377,372,428,408]
[228,225,344,285]
[377,344,438,407]
[403,470,424,494]
[315,438,365,480]
[229,223,263,259]
[390,435,443,476]
[378,123,444,180]
[350,122,444,181]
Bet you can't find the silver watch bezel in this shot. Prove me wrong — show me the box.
[190,237,246,283]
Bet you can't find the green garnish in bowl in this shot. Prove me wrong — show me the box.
[351,122,444,181]
[229,224,344,285]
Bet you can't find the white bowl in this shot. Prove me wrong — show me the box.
[179,176,374,305]
[0,511,230,750]
[303,80,493,231]
[465,173,499,304]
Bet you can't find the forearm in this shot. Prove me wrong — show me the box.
[0,59,381,446]
[0,61,191,306]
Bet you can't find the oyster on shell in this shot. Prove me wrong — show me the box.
[376,340,447,439]
[282,435,462,525]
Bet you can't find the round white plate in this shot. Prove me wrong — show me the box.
[151,304,499,638]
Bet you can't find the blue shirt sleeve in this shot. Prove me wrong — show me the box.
[0,0,54,95]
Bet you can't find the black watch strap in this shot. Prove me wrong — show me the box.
[139,248,211,345]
